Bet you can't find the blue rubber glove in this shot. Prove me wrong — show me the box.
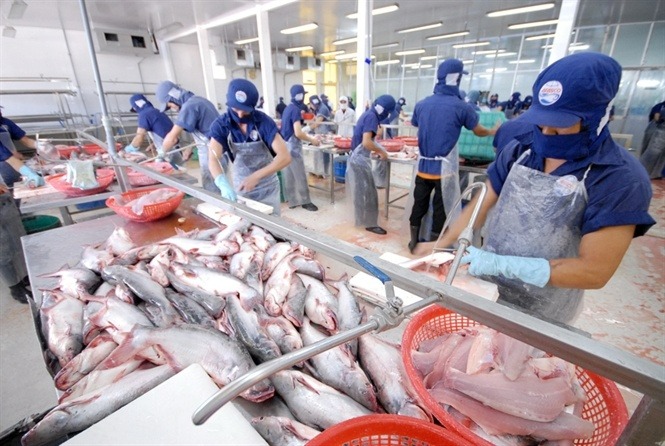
[461,246,551,288]
[19,165,45,187]
[214,174,237,201]
[124,144,139,153]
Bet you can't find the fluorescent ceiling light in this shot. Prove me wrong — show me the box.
[335,53,358,60]
[280,22,318,34]
[568,44,590,51]
[373,42,399,49]
[397,22,442,34]
[234,37,259,45]
[637,79,661,89]
[420,56,438,61]
[376,59,400,66]
[427,30,470,40]
[286,45,313,52]
[494,52,518,58]
[332,37,357,45]
[526,33,556,41]
[319,50,345,57]
[453,41,490,49]
[2,26,17,38]
[509,59,536,64]
[347,3,399,19]
[419,64,433,68]
[402,63,420,68]
[486,67,508,72]
[462,60,474,64]
[395,49,426,56]
[7,0,27,20]
[508,19,558,30]
[327,60,338,64]
[473,49,505,55]
[487,2,555,17]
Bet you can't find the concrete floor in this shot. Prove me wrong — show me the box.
[1,155,663,434]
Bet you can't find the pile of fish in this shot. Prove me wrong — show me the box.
[22,210,430,446]
[411,325,594,445]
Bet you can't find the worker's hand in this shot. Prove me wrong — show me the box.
[214,174,237,202]
[310,137,321,147]
[13,152,24,160]
[0,184,8,194]
[19,165,45,188]
[124,144,140,153]
[238,173,260,193]
[374,143,388,160]
[461,246,550,287]
[36,140,58,159]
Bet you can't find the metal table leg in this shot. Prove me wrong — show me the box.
[59,206,74,225]
[329,153,335,204]
[385,161,392,219]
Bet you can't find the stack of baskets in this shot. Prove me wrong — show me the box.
[127,162,174,186]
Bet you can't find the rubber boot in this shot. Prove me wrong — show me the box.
[9,283,29,304]
[408,226,420,253]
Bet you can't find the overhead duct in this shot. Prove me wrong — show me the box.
[273,52,299,71]
[93,27,158,56]
[300,57,323,72]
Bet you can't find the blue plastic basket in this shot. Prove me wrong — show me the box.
[334,156,348,183]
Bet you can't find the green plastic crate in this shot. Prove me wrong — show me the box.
[457,111,506,162]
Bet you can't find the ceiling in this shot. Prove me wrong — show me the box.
[2,0,664,62]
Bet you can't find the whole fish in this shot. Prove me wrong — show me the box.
[93,281,114,297]
[54,333,117,390]
[21,365,176,446]
[169,262,262,310]
[41,265,101,297]
[40,291,85,367]
[161,236,239,257]
[224,294,282,363]
[261,242,297,279]
[300,318,380,412]
[282,274,307,327]
[214,218,251,242]
[104,226,136,256]
[251,416,320,446]
[79,245,115,273]
[358,334,431,421]
[59,359,143,403]
[291,256,325,280]
[147,249,171,287]
[247,225,276,252]
[271,370,372,430]
[299,274,338,332]
[164,289,216,329]
[165,269,226,318]
[260,314,304,356]
[113,244,169,266]
[139,301,184,328]
[98,324,274,402]
[88,296,154,343]
[331,277,363,356]
[264,254,299,316]
[230,243,264,294]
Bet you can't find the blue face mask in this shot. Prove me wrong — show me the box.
[531,129,592,161]
[230,110,254,124]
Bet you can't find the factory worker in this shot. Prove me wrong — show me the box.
[640,99,665,179]
[406,59,497,253]
[155,81,219,192]
[124,94,183,165]
[208,79,291,215]
[414,52,655,325]
[0,107,45,189]
[466,90,483,112]
[334,96,355,138]
[308,94,333,177]
[275,97,287,119]
[321,93,334,111]
[499,92,523,120]
[280,85,320,212]
[347,94,396,235]
[488,93,499,109]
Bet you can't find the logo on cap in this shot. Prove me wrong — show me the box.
[539,80,563,106]
[235,91,247,103]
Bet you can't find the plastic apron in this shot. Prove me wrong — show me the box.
[313,119,331,176]
[482,150,590,324]
[192,131,217,192]
[282,135,312,207]
[347,144,380,227]
[0,175,27,287]
[226,133,281,216]
[371,142,388,189]
[0,130,21,188]
[402,145,461,241]
[639,121,665,179]
[147,132,184,166]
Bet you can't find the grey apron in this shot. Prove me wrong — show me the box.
[282,135,312,207]
[347,143,380,227]
[313,118,331,176]
[148,132,184,166]
[227,133,281,216]
[192,131,217,193]
[483,150,591,324]
[0,176,27,286]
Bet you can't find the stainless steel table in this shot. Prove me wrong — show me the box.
[301,143,349,204]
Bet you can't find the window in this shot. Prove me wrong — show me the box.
[131,35,146,49]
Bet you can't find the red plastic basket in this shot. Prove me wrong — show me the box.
[105,187,184,222]
[127,162,174,187]
[333,136,352,150]
[45,169,116,197]
[306,414,474,446]
[396,136,419,147]
[401,306,629,446]
[302,112,315,120]
[81,143,122,155]
[56,145,80,159]
[376,139,405,153]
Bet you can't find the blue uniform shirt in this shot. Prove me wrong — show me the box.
[316,103,332,119]
[280,103,304,142]
[175,96,219,136]
[493,115,536,154]
[487,136,655,237]
[137,106,174,139]
[351,109,380,150]
[209,110,279,162]
[0,117,26,162]
[412,93,479,173]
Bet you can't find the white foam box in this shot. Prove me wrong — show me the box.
[349,252,498,307]
[64,364,267,445]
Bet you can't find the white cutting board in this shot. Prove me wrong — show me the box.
[64,364,268,445]
[349,252,498,307]
[197,199,273,218]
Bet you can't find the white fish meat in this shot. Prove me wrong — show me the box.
[271,370,371,430]
[21,365,176,446]
[125,189,179,215]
